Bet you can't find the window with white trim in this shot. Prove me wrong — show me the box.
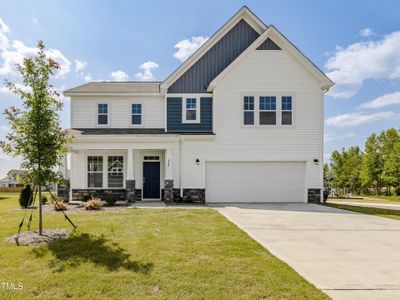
[97,103,108,125]
[259,96,276,125]
[281,96,292,125]
[88,156,103,187]
[243,96,254,125]
[131,104,142,125]
[108,156,124,188]
[183,97,200,123]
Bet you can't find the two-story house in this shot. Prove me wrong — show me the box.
[64,6,334,203]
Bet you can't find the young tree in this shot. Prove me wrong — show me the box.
[0,41,69,235]
[379,128,400,193]
[361,133,383,194]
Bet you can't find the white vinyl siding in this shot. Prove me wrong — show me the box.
[71,96,164,128]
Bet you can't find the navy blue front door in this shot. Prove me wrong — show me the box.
[143,162,160,199]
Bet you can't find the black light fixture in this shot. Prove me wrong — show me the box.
[313,158,319,165]
[195,158,200,165]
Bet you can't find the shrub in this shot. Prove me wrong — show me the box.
[82,195,91,202]
[83,198,103,210]
[41,195,48,205]
[52,199,68,211]
[19,185,33,208]
[105,194,117,206]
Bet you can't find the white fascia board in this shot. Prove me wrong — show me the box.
[207,26,334,92]
[63,92,163,97]
[160,7,267,90]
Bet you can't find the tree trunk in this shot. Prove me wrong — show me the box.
[38,185,43,235]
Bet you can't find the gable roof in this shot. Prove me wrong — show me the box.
[64,82,161,96]
[207,26,334,92]
[160,6,267,92]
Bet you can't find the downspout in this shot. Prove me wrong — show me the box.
[180,135,183,198]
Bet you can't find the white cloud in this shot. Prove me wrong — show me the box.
[325,31,400,98]
[74,59,87,72]
[359,91,400,109]
[173,36,209,62]
[32,18,38,24]
[84,74,92,82]
[134,61,158,81]
[0,18,71,78]
[324,132,357,142]
[0,18,9,51]
[359,28,374,37]
[326,111,395,127]
[0,18,10,33]
[0,40,71,78]
[110,70,129,81]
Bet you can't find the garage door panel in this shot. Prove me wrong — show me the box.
[206,161,305,203]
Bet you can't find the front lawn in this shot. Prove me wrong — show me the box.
[0,193,327,299]
[328,203,400,221]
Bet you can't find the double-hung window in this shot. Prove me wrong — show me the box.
[259,96,276,125]
[131,104,142,125]
[108,156,124,188]
[243,96,254,125]
[281,96,292,125]
[97,103,108,125]
[183,97,200,123]
[88,156,103,187]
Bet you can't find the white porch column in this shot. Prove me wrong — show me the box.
[126,149,135,202]
[164,148,174,203]
[126,149,134,180]
[165,148,173,179]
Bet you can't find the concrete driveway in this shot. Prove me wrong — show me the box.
[213,203,400,300]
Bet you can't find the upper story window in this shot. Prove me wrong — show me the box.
[259,96,276,125]
[97,103,108,125]
[131,104,142,125]
[243,96,254,125]
[182,97,200,123]
[281,96,292,125]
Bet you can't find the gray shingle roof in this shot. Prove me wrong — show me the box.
[64,82,161,94]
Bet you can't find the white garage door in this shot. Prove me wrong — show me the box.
[206,161,305,203]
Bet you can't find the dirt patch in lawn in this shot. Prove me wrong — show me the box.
[4,228,70,246]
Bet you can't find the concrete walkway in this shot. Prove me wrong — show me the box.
[214,203,400,300]
[328,200,400,211]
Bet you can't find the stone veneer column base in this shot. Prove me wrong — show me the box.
[126,179,136,203]
[164,180,174,203]
[308,188,321,203]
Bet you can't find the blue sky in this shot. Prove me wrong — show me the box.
[0,0,399,177]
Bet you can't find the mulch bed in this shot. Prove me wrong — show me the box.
[16,202,129,214]
[4,228,70,246]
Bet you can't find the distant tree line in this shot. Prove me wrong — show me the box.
[325,128,400,196]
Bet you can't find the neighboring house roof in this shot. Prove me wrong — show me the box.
[71,128,215,135]
[160,6,267,92]
[64,82,161,96]
[207,25,335,92]
[0,176,9,183]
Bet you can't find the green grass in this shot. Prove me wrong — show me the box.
[0,193,327,299]
[328,203,400,221]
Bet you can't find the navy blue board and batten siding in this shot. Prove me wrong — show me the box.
[168,20,259,93]
[167,98,213,132]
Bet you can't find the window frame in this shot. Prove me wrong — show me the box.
[87,156,104,188]
[259,96,277,125]
[281,96,293,125]
[240,92,295,128]
[243,96,255,125]
[182,97,201,124]
[131,103,143,126]
[86,153,126,189]
[96,102,109,126]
